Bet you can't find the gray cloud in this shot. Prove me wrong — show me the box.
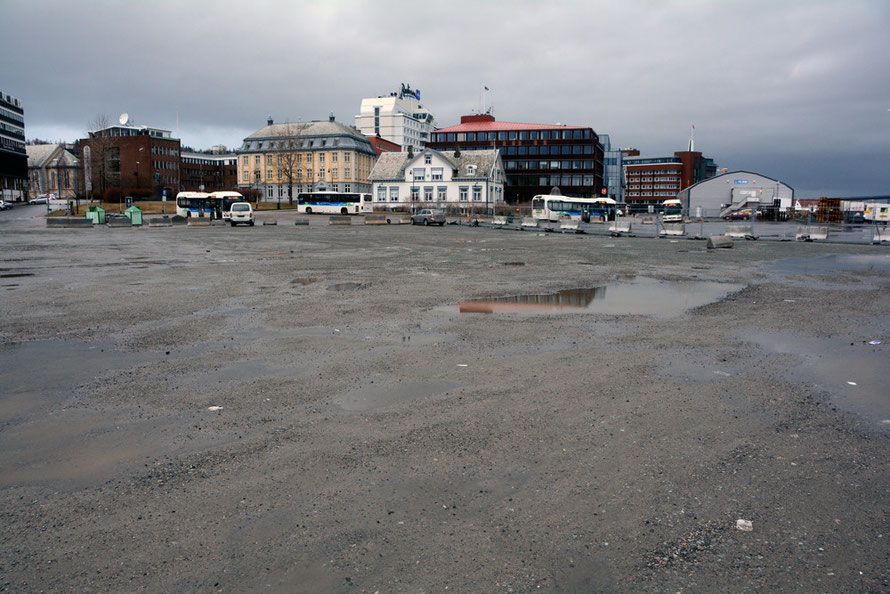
[5,0,888,197]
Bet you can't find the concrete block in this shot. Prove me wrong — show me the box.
[609,219,632,235]
[726,224,754,239]
[294,219,309,226]
[707,235,734,249]
[187,217,211,227]
[491,216,507,226]
[873,226,890,244]
[796,225,828,241]
[262,220,278,226]
[659,223,686,237]
[364,214,389,225]
[520,217,539,229]
[558,216,581,232]
[329,216,352,225]
[147,216,172,227]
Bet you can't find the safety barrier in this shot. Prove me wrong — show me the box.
[796,225,828,241]
[262,220,278,226]
[725,224,755,239]
[45,217,92,228]
[147,216,172,227]
[491,216,507,227]
[609,219,632,236]
[707,235,734,249]
[187,217,211,227]
[107,218,132,228]
[364,214,389,225]
[659,223,686,237]
[329,216,352,225]
[520,217,539,229]
[558,217,581,232]
[872,226,889,244]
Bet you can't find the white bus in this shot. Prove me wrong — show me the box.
[175,191,212,217]
[531,195,616,222]
[296,192,371,215]
[662,199,683,222]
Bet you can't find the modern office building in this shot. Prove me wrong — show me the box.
[622,150,717,212]
[427,114,604,204]
[79,116,180,199]
[600,134,624,204]
[355,84,435,151]
[27,144,80,199]
[369,148,504,211]
[236,116,378,200]
[0,90,28,202]
[180,151,238,192]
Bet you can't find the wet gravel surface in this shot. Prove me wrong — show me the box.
[1,215,888,592]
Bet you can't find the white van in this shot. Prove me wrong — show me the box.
[227,202,254,226]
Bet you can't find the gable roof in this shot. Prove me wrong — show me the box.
[369,148,501,181]
[26,144,79,168]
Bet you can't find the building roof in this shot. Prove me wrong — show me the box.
[369,148,501,181]
[239,120,374,153]
[435,120,586,133]
[26,144,78,168]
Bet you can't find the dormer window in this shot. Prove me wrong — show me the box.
[424,154,432,165]
[466,164,477,175]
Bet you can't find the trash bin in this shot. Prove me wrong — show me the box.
[85,205,106,225]
[125,205,143,226]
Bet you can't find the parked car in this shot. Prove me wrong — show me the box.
[0,200,13,210]
[723,210,752,220]
[228,202,255,226]
[410,209,446,226]
[29,195,49,205]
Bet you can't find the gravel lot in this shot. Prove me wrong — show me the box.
[1,211,888,592]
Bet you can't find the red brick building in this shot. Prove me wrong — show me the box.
[622,150,717,211]
[180,152,238,192]
[80,123,180,200]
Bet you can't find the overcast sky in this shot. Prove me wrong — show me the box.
[5,0,888,197]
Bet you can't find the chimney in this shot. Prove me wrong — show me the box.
[329,113,336,122]
[267,116,273,125]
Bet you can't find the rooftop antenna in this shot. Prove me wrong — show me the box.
[119,112,129,125]
[688,124,695,152]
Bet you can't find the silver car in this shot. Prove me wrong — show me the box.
[410,209,446,226]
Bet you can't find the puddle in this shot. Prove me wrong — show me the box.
[739,329,889,427]
[768,254,890,275]
[457,277,744,319]
[335,379,460,411]
[327,282,364,291]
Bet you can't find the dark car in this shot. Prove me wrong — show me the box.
[723,210,752,220]
[410,209,446,226]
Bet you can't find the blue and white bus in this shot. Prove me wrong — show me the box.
[175,191,212,217]
[531,195,616,222]
[296,192,371,215]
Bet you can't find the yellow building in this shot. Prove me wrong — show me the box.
[236,116,377,202]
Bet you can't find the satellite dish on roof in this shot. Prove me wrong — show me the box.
[119,113,130,125]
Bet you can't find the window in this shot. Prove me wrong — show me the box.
[424,154,432,164]
[411,187,420,200]
[473,186,481,201]
[377,186,386,201]
[390,187,399,201]
[267,168,273,179]
[345,184,350,192]
[344,153,350,163]
[332,167,338,178]
[413,167,425,180]
[243,170,249,182]
[332,152,338,163]
[319,153,325,164]
[345,167,351,178]
[423,186,433,201]
[459,186,468,201]
[430,167,443,180]
[437,186,447,201]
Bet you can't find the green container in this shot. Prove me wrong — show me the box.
[85,205,106,225]
[125,205,143,226]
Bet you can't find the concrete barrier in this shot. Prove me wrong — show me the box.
[329,215,352,225]
[147,216,172,227]
[262,219,278,226]
[659,223,686,237]
[364,214,389,225]
[491,215,507,227]
[107,218,132,228]
[796,225,828,241]
[609,219,632,236]
[726,224,754,239]
[707,235,734,249]
[871,226,889,244]
[558,216,581,232]
[640,216,656,225]
[294,219,309,226]
[187,217,211,227]
[46,217,93,228]
[520,217,539,229]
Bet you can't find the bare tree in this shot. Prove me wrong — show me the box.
[85,114,116,206]
[277,122,305,206]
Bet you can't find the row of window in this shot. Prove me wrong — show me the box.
[506,174,596,187]
[241,167,353,183]
[506,160,596,171]
[151,145,179,157]
[376,185,484,202]
[266,183,355,197]
[153,160,178,170]
[241,152,354,168]
[433,129,593,142]
[627,176,680,182]
[0,106,25,125]
[626,169,681,176]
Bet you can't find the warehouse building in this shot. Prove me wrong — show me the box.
[675,171,794,219]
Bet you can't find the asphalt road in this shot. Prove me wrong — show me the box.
[1,212,888,591]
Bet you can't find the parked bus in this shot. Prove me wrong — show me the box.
[662,199,683,222]
[175,191,212,218]
[531,195,616,222]
[296,192,370,215]
[209,191,246,215]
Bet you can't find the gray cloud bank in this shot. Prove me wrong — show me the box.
[5,0,888,197]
